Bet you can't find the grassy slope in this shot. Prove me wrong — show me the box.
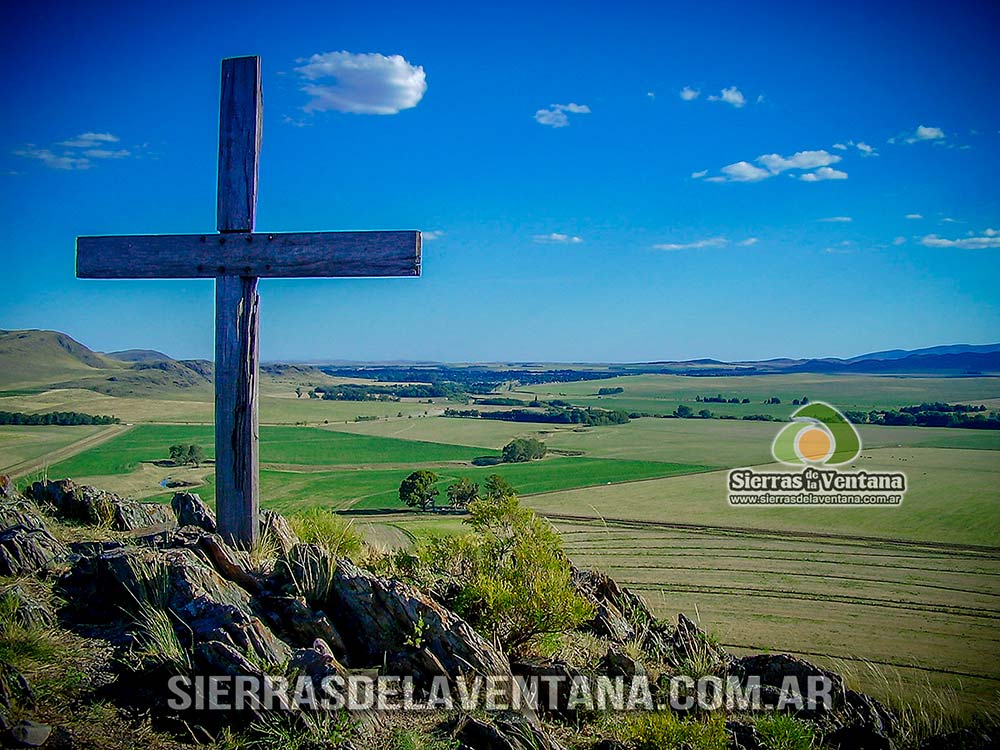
[0,425,105,472]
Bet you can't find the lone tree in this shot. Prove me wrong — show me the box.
[483,473,515,500]
[399,470,440,512]
[501,438,546,463]
[169,444,207,467]
[447,477,479,509]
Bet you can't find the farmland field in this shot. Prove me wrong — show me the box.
[3,370,998,712]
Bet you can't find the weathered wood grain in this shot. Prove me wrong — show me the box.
[217,56,262,233]
[214,275,260,546]
[77,230,422,279]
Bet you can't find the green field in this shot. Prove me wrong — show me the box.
[3,368,999,713]
[0,424,106,473]
[519,372,1000,418]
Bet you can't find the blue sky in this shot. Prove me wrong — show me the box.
[1,0,998,362]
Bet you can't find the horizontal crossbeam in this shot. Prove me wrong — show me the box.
[77,230,421,279]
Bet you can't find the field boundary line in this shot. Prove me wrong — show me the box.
[2,423,134,478]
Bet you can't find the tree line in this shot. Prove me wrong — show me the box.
[443,406,630,426]
[0,411,119,426]
[168,444,207,467]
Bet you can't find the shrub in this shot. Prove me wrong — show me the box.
[753,712,815,750]
[288,510,365,559]
[416,493,593,653]
[610,711,729,750]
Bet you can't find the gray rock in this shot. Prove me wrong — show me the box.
[59,546,289,668]
[170,492,216,532]
[327,558,511,689]
[7,720,51,747]
[598,646,644,678]
[669,613,731,669]
[260,510,299,556]
[0,503,66,577]
[29,479,175,531]
[726,720,764,750]
[450,713,564,750]
[0,583,55,629]
[729,653,846,713]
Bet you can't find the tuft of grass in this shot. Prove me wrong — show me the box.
[288,509,365,559]
[224,709,357,750]
[0,588,58,664]
[752,712,815,750]
[128,600,190,674]
[608,710,729,750]
[281,544,338,610]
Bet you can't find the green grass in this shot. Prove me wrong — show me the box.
[519,372,1000,418]
[0,425,105,473]
[45,424,491,478]
[191,456,710,514]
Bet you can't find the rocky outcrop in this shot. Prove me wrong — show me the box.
[29,479,175,531]
[0,502,66,577]
[326,558,511,688]
[170,491,216,532]
[0,582,55,629]
[450,712,565,750]
[58,545,289,668]
[260,510,299,556]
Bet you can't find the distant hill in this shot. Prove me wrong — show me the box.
[106,348,173,363]
[846,343,1000,363]
[0,329,122,389]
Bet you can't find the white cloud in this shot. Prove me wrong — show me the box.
[920,230,1000,249]
[647,91,655,100]
[800,167,848,181]
[759,150,841,174]
[295,51,427,114]
[905,213,923,220]
[13,146,91,170]
[534,102,591,128]
[84,148,130,159]
[718,161,771,182]
[691,169,708,179]
[653,236,728,250]
[708,86,746,107]
[533,233,583,244]
[421,230,445,241]
[819,216,852,222]
[892,236,906,245]
[14,130,138,171]
[679,86,700,101]
[58,132,119,148]
[855,141,876,156]
[832,143,848,150]
[903,125,945,144]
[738,237,759,246]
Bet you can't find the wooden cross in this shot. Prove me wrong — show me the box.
[76,56,421,546]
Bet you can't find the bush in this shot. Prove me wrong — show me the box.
[752,712,815,750]
[415,492,593,653]
[288,510,365,559]
[610,711,729,750]
[501,438,546,463]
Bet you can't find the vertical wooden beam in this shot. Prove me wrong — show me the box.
[215,56,262,547]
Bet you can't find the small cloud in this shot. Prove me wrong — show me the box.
[800,166,848,181]
[421,230,445,241]
[719,161,771,182]
[533,233,583,244]
[707,86,746,108]
[679,86,700,101]
[832,143,848,150]
[83,148,130,159]
[295,51,427,114]
[941,217,962,223]
[58,132,119,148]
[920,230,1000,249]
[902,125,945,144]
[892,236,906,245]
[691,169,708,179]
[755,94,765,104]
[824,246,853,254]
[14,145,91,170]
[534,102,590,128]
[759,150,841,174]
[855,141,876,156]
[819,216,852,222]
[738,237,759,246]
[647,91,655,100]
[653,236,728,251]
[905,213,923,220]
